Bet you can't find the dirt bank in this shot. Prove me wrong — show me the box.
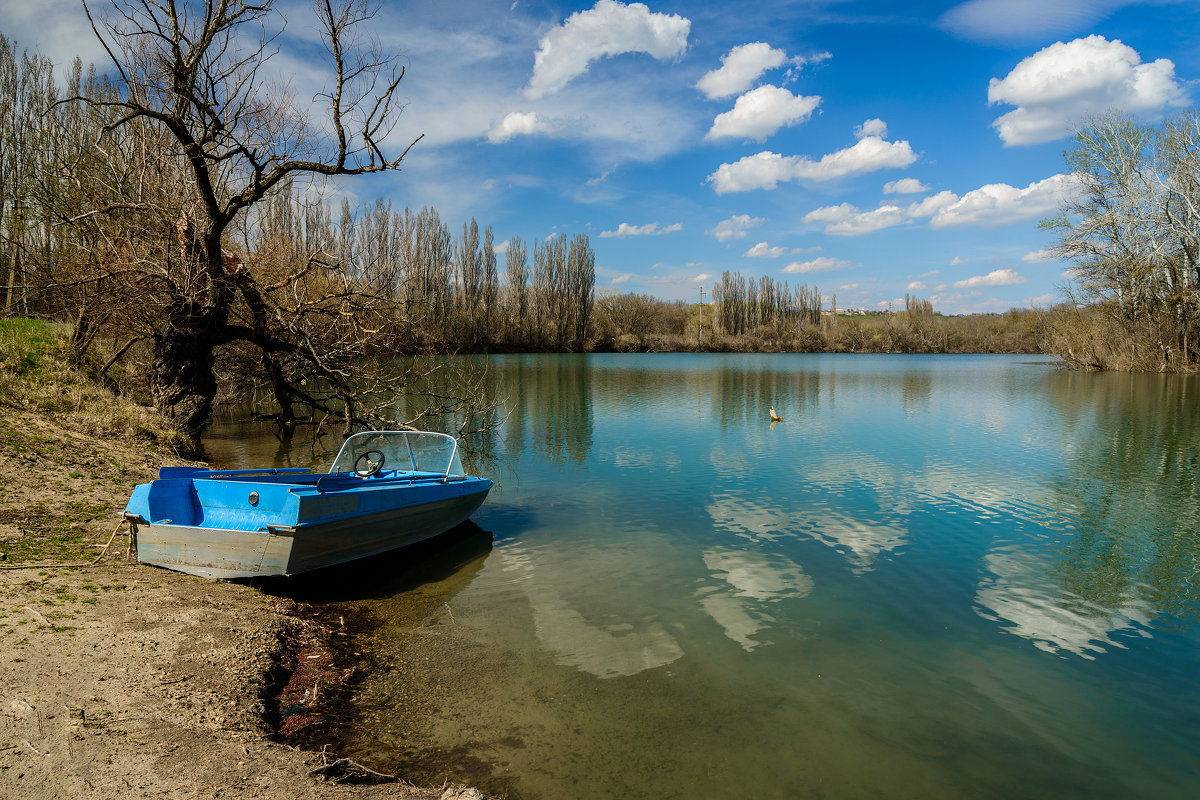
[0,408,482,800]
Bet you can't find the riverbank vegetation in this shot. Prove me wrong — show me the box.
[595,283,1045,354]
[0,318,188,453]
[1044,111,1200,372]
[0,317,192,569]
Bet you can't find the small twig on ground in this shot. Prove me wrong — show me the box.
[159,674,194,685]
[309,757,396,784]
[23,740,46,757]
[24,606,49,626]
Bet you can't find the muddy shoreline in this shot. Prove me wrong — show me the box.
[0,408,484,799]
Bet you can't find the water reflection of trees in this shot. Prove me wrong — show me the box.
[711,358,822,427]
[1044,371,1200,625]
[901,371,932,415]
[500,356,594,467]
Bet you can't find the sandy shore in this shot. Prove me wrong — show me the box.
[0,409,482,799]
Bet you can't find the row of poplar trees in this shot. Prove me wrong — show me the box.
[257,190,595,352]
[711,271,825,336]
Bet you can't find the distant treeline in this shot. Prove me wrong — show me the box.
[595,290,1046,355]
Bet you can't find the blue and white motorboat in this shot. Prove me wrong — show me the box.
[123,431,492,579]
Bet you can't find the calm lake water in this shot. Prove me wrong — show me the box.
[206,353,1200,799]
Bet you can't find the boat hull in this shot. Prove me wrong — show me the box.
[133,488,489,579]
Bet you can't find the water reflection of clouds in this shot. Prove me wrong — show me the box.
[804,452,963,516]
[611,445,682,471]
[698,549,814,651]
[792,446,1148,657]
[803,513,908,571]
[708,443,754,480]
[795,450,1079,567]
[974,548,1153,660]
[703,550,814,601]
[707,440,921,571]
[707,494,790,543]
[706,491,906,571]
[496,545,685,679]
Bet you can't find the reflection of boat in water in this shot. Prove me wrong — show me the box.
[123,431,492,579]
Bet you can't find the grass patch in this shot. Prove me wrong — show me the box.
[0,318,189,452]
[0,501,116,564]
[0,319,204,566]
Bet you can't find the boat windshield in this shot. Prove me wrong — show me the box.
[328,431,464,478]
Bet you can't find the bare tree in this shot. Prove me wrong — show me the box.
[68,0,424,438]
[1045,110,1200,370]
[0,36,59,317]
[504,235,528,344]
[566,233,595,350]
[481,223,497,340]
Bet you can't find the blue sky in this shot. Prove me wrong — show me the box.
[5,0,1200,313]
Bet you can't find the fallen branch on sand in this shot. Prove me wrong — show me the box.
[23,606,49,626]
[308,756,397,784]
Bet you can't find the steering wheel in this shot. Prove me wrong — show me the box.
[353,450,386,477]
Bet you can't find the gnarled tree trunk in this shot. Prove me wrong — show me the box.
[150,302,218,439]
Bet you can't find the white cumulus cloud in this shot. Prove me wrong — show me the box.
[599,221,683,238]
[708,214,764,242]
[802,175,1078,235]
[884,178,930,194]
[706,86,821,142]
[989,35,1189,146]
[907,281,928,291]
[855,118,888,139]
[953,268,1026,288]
[744,241,787,258]
[0,0,108,69]
[907,190,960,218]
[708,125,917,193]
[783,256,852,274]
[1022,248,1056,262]
[696,42,788,100]
[928,175,1080,228]
[526,0,691,99]
[803,203,907,236]
[487,111,550,142]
